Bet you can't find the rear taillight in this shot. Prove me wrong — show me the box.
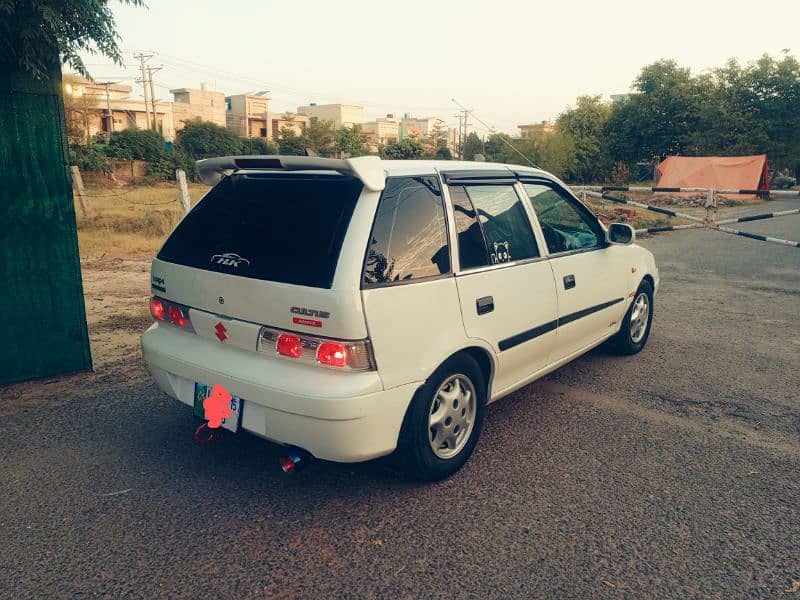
[150,297,166,321]
[168,305,189,328]
[150,296,194,332]
[316,342,348,368]
[258,326,375,371]
[276,333,302,358]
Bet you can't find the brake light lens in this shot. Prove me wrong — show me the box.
[150,297,166,321]
[150,296,194,332]
[258,326,375,371]
[168,305,189,328]
[317,342,348,367]
[276,333,302,358]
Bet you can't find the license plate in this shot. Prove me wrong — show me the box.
[193,383,242,433]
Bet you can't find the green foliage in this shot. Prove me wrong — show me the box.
[461,132,484,161]
[603,51,800,176]
[556,96,612,182]
[304,118,337,156]
[69,145,109,172]
[278,128,311,156]
[106,129,165,161]
[337,125,368,157]
[434,146,453,160]
[239,137,278,155]
[176,120,242,160]
[0,0,144,79]
[381,138,423,160]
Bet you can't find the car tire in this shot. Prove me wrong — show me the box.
[393,354,487,481]
[609,279,654,355]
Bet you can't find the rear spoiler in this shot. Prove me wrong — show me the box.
[196,155,386,191]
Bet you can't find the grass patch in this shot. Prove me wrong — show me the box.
[76,182,209,259]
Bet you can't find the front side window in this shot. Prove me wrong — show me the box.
[450,183,539,269]
[363,176,450,286]
[523,183,603,254]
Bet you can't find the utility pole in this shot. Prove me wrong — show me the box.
[134,52,155,130]
[145,65,163,131]
[453,112,463,159]
[96,81,119,135]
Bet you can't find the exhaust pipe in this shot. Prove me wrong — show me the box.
[279,447,312,474]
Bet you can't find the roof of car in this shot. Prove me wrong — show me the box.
[195,155,551,191]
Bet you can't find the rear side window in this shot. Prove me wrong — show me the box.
[362,176,450,286]
[157,173,362,288]
[450,183,539,269]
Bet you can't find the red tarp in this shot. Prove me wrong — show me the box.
[656,155,769,196]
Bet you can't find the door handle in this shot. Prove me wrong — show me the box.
[476,296,494,315]
[563,274,576,290]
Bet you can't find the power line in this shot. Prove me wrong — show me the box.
[452,98,536,167]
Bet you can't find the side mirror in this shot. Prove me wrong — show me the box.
[607,222,635,245]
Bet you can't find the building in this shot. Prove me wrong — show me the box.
[297,103,363,129]
[225,92,271,138]
[171,84,226,130]
[267,112,310,140]
[518,122,555,138]
[63,77,226,142]
[362,114,400,151]
[400,115,446,140]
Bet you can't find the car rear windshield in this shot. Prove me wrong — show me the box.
[157,173,362,288]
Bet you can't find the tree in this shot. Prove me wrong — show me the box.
[461,132,484,160]
[434,146,453,160]
[381,138,423,160]
[605,60,705,165]
[176,120,242,160]
[304,117,336,156]
[1,0,144,79]
[556,95,612,182]
[278,128,311,156]
[337,125,368,157]
[429,121,449,149]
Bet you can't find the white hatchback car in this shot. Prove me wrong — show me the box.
[141,156,658,480]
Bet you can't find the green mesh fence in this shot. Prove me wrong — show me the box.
[0,63,92,384]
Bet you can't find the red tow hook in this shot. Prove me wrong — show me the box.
[195,422,225,444]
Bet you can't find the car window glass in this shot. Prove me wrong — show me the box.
[363,176,450,285]
[460,184,539,265]
[449,185,491,270]
[524,183,602,253]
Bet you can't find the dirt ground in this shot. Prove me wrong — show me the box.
[0,257,152,417]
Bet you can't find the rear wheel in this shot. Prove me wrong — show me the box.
[394,355,486,481]
[609,280,654,355]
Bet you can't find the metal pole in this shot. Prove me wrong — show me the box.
[134,52,152,130]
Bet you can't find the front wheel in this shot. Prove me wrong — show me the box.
[609,280,654,355]
[393,355,486,481]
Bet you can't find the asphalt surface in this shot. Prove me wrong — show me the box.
[2,200,799,598]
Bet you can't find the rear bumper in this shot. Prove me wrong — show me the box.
[141,323,418,462]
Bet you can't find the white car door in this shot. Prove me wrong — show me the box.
[520,179,630,361]
[444,175,559,398]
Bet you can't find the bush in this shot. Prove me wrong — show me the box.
[69,145,109,172]
[177,120,242,160]
[106,129,165,161]
[772,172,796,190]
[381,138,423,160]
[434,146,453,160]
[145,147,198,182]
[239,137,278,155]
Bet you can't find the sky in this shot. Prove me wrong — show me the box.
[79,0,800,135]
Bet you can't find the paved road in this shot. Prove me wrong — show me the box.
[2,201,798,598]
